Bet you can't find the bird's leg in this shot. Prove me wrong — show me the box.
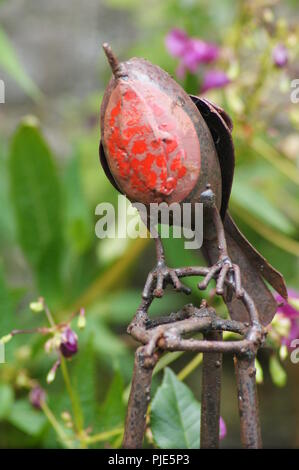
[197,187,244,298]
[142,220,191,300]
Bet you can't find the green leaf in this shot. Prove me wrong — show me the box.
[64,151,93,255]
[231,179,294,236]
[151,368,201,449]
[0,27,41,100]
[269,355,287,388]
[98,370,125,432]
[0,384,14,419]
[72,334,96,429]
[0,143,16,245]
[8,399,47,436]
[0,263,15,337]
[9,118,63,299]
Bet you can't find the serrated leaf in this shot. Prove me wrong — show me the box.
[0,27,41,100]
[8,399,47,436]
[9,120,63,299]
[0,384,14,419]
[151,368,201,449]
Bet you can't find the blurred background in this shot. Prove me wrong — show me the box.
[0,0,298,449]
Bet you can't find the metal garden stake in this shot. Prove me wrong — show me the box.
[98,43,287,449]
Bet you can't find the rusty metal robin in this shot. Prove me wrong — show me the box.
[99,43,287,329]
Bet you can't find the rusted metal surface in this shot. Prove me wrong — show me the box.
[123,346,160,449]
[234,352,262,449]
[100,45,286,328]
[100,44,222,210]
[98,45,284,449]
[124,295,264,449]
[200,330,222,449]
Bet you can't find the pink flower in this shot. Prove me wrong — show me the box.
[272,44,288,68]
[219,416,227,440]
[275,289,299,349]
[60,327,78,358]
[166,28,219,78]
[29,386,46,410]
[201,69,230,93]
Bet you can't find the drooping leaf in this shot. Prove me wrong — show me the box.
[0,27,41,100]
[8,399,47,436]
[9,118,63,300]
[151,368,201,449]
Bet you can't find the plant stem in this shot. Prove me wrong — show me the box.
[60,356,84,434]
[85,427,123,445]
[177,353,203,381]
[41,402,73,449]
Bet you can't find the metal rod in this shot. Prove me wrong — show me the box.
[234,352,262,448]
[200,331,223,449]
[123,346,159,449]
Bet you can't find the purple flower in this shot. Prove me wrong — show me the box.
[29,386,46,410]
[272,44,288,68]
[201,69,230,93]
[166,28,219,78]
[60,327,78,358]
[275,289,299,349]
[219,416,227,440]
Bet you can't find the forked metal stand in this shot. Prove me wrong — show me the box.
[122,268,265,449]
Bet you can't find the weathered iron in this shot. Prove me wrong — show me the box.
[98,44,287,449]
[100,43,287,327]
[200,330,222,449]
[123,287,264,449]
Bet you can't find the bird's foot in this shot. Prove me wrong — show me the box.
[142,261,191,300]
[197,256,244,298]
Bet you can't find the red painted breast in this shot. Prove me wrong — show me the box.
[103,79,201,204]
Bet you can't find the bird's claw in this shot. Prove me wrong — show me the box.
[197,256,244,298]
[142,261,191,300]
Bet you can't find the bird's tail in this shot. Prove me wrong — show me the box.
[202,211,288,326]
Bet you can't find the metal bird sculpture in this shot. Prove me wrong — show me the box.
[99,43,287,326]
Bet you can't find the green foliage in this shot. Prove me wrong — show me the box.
[151,368,201,449]
[9,119,63,300]
[269,355,287,388]
[8,400,47,436]
[0,384,14,419]
[0,27,41,100]
[0,0,298,450]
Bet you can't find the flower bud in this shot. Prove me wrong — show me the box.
[47,359,60,384]
[219,417,227,440]
[0,334,12,344]
[59,327,78,358]
[272,44,288,68]
[77,308,86,330]
[279,344,288,361]
[29,386,46,410]
[30,297,44,313]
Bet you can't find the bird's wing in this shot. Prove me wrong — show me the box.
[189,95,235,220]
[99,140,123,193]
